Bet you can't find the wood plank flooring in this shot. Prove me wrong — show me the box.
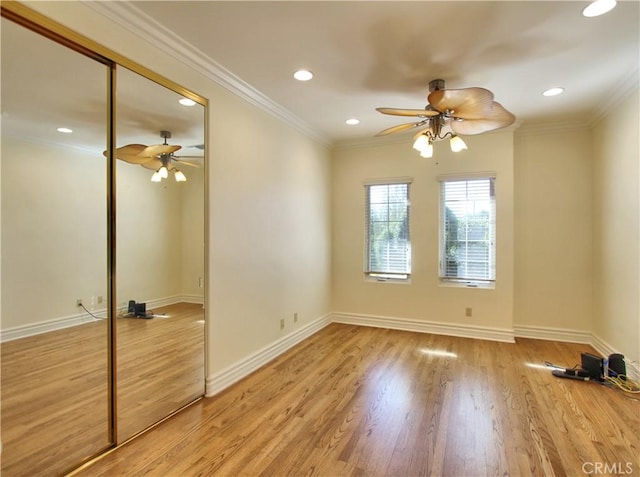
[75,324,640,477]
[0,302,204,477]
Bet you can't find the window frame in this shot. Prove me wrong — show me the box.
[363,178,412,282]
[438,173,496,288]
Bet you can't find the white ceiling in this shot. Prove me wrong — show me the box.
[2,1,639,151]
[127,0,639,143]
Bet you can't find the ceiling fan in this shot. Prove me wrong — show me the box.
[375,79,515,158]
[106,130,202,182]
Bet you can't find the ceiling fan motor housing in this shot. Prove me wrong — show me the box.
[429,79,445,92]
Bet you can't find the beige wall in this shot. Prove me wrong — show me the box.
[332,132,515,334]
[208,93,332,367]
[513,128,594,332]
[592,90,639,364]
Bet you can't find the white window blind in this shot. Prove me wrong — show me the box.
[440,177,495,283]
[365,182,411,279]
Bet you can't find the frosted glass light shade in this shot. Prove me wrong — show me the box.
[419,143,434,158]
[450,135,468,152]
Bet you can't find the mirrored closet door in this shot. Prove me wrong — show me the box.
[115,67,205,443]
[0,16,111,476]
[1,7,206,476]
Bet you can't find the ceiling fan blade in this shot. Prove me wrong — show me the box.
[139,144,182,158]
[117,154,155,165]
[376,107,439,118]
[375,121,426,137]
[115,144,147,156]
[450,102,516,135]
[140,158,163,171]
[173,159,201,168]
[428,87,496,119]
[103,144,151,164]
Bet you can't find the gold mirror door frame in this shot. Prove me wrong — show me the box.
[0,4,207,475]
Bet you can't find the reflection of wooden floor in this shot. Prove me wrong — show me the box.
[0,302,204,477]
[117,302,205,442]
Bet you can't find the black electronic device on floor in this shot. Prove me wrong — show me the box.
[128,300,152,319]
[552,369,591,381]
[581,353,605,381]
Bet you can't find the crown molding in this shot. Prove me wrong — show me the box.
[589,66,639,127]
[515,118,591,137]
[83,1,331,148]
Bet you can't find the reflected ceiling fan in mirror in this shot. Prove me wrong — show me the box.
[106,130,202,182]
[375,79,515,159]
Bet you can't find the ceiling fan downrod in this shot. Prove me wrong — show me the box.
[160,130,172,145]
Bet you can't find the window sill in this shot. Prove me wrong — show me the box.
[439,280,495,290]
[365,275,411,285]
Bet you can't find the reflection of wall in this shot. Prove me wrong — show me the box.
[1,137,107,331]
[1,136,204,336]
[116,161,180,308]
[180,166,205,300]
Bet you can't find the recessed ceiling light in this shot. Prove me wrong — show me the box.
[345,118,360,125]
[57,127,73,133]
[542,87,564,97]
[179,98,196,106]
[293,69,314,81]
[583,0,617,17]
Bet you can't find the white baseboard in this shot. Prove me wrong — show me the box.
[205,313,332,397]
[1,294,205,342]
[513,324,592,344]
[331,312,516,343]
[180,294,205,305]
[0,312,101,342]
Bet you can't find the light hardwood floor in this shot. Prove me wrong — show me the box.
[1,302,204,477]
[75,324,639,477]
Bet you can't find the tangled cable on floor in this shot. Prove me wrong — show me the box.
[605,373,640,393]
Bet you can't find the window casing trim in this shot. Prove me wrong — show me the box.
[364,180,412,282]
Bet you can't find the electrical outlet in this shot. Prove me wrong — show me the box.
[76,299,83,307]
[199,277,204,288]
[280,318,285,330]
[97,296,103,304]
[465,307,473,317]
[294,312,298,323]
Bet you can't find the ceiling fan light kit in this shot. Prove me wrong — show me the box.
[105,130,202,183]
[376,79,515,161]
